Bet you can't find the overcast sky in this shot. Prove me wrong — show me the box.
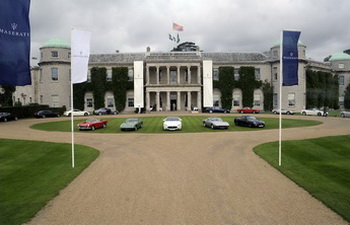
[30,0,349,63]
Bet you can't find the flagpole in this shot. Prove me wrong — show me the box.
[279,30,283,166]
[70,79,75,168]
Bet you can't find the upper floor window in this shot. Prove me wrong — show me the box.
[68,52,71,58]
[213,68,219,81]
[128,69,134,81]
[273,50,278,58]
[234,68,240,81]
[273,67,278,80]
[107,69,112,81]
[339,76,344,85]
[255,68,261,80]
[339,63,345,69]
[51,51,58,58]
[51,68,58,81]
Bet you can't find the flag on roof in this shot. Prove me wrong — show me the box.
[173,23,184,31]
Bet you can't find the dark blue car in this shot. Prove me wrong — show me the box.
[205,107,230,113]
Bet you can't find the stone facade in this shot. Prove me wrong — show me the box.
[13,39,350,112]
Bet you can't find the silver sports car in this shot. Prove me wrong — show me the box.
[202,117,229,129]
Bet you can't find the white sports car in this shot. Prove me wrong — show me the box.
[63,109,90,117]
[272,109,294,115]
[301,108,327,116]
[340,111,350,118]
[163,117,182,131]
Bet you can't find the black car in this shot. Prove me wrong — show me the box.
[0,112,18,122]
[205,107,230,113]
[34,110,60,118]
[93,107,118,115]
[234,116,265,128]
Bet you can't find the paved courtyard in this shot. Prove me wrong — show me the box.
[1,114,349,225]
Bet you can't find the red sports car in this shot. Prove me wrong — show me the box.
[237,107,260,114]
[77,118,108,131]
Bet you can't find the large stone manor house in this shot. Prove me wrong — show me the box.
[13,39,350,112]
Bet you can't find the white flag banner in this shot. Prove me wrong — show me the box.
[71,28,91,84]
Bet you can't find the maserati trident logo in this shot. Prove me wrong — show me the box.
[289,52,294,57]
[11,23,18,31]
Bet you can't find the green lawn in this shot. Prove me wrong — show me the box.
[31,116,322,133]
[253,135,350,222]
[0,139,100,225]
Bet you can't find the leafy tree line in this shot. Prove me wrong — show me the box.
[73,67,132,112]
[306,70,339,109]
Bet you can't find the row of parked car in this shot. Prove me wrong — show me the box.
[76,116,266,132]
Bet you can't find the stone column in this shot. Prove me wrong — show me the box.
[156,91,160,111]
[156,66,159,85]
[177,66,180,84]
[166,91,171,111]
[146,91,150,112]
[197,91,202,111]
[146,66,150,85]
[187,91,192,111]
[167,66,170,84]
[187,66,191,84]
[197,65,201,84]
[177,91,181,111]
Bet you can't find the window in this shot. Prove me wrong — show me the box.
[40,95,43,104]
[107,69,112,81]
[233,94,240,106]
[51,51,58,58]
[234,68,240,81]
[339,76,344,85]
[170,70,177,83]
[339,96,344,107]
[107,97,114,107]
[68,52,71,58]
[273,93,278,107]
[51,68,58,81]
[128,98,134,107]
[254,94,261,106]
[51,95,59,107]
[69,69,71,81]
[339,63,345,69]
[254,68,261,80]
[273,67,278,80]
[86,98,93,108]
[273,50,278,58]
[39,69,43,82]
[213,100,219,107]
[87,70,91,82]
[128,69,134,81]
[288,93,295,107]
[213,68,219,81]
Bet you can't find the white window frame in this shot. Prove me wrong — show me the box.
[288,93,295,107]
[51,68,58,81]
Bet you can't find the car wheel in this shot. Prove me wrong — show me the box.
[203,123,206,127]
[134,126,138,131]
[240,111,244,113]
[341,113,345,118]
[209,110,213,113]
[91,126,95,131]
[286,111,290,115]
[99,112,102,115]
[302,112,306,116]
[4,118,7,122]
[42,115,46,118]
[211,124,214,129]
[102,123,107,128]
[14,117,18,121]
[84,113,88,116]
[273,111,277,114]
[317,112,321,116]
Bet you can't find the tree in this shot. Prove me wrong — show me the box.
[237,67,262,108]
[217,67,235,109]
[262,80,273,111]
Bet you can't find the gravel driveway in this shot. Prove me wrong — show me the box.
[1,114,349,225]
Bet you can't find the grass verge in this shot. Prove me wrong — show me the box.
[0,139,100,225]
[253,135,350,222]
[30,116,322,133]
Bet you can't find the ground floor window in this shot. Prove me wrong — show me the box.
[51,95,59,107]
[254,94,261,106]
[86,98,93,108]
[339,96,344,107]
[288,93,295,107]
[128,98,134,107]
[107,97,114,107]
[233,94,240,106]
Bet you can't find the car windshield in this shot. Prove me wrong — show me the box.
[210,118,222,121]
[246,116,256,120]
[165,117,180,121]
[86,119,99,122]
[126,118,138,122]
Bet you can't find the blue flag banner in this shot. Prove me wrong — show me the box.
[0,0,31,86]
[282,30,301,86]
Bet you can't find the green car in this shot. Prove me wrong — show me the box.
[120,118,143,131]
